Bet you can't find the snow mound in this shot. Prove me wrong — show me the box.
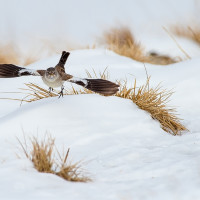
[0,49,200,200]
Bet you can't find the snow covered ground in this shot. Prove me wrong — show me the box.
[1,0,200,199]
[0,48,200,200]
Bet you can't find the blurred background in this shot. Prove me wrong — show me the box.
[0,0,199,64]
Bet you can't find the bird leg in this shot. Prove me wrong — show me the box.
[58,85,64,98]
[48,87,54,96]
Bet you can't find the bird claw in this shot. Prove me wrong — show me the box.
[49,87,54,93]
[48,87,54,96]
[58,91,63,98]
[58,86,64,98]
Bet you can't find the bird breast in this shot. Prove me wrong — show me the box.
[42,74,64,88]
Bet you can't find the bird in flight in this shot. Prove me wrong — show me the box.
[0,51,119,97]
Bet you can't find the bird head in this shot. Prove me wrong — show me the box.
[46,67,58,80]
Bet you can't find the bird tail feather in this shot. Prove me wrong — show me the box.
[57,51,70,67]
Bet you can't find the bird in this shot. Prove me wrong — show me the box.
[0,51,119,97]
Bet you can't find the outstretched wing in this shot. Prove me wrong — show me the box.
[65,76,119,96]
[0,64,45,78]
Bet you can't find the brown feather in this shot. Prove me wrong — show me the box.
[61,73,73,80]
[69,78,119,95]
[0,64,44,78]
[0,64,25,78]
[37,70,45,76]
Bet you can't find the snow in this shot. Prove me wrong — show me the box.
[1,48,200,200]
[1,0,200,199]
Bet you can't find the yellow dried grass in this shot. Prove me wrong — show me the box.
[2,68,188,135]
[0,69,109,103]
[173,25,200,45]
[116,78,188,135]
[17,134,91,182]
[102,27,178,65]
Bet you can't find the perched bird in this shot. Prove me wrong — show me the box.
[0,51,119,97]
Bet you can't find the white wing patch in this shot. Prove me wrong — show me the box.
[18,68,40,76]
[68,77,88,86]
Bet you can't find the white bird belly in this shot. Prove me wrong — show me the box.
[42,76,64,88]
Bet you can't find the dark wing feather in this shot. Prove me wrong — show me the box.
[67,77,119,95]
[0,64,44,78]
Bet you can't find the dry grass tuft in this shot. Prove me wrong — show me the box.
[116,77,188,135]
[103,27,145,61]
[173,25,200,45]
[85,70,187,135]
[17,134,91,182]
[2,68,188,135]
[0,83,87,103]
[1,69,110,103]
[102,27,178,65]
[20,83,60,102]
[0,83,59,104]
